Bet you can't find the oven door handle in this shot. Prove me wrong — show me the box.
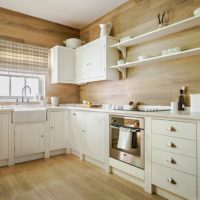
[110,124,143,131]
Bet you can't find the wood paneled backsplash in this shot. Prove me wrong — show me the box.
[80,0,200,105]
[0,8,80,103]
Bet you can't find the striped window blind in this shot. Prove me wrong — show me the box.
[0,39,49,74]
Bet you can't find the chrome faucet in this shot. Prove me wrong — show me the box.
[21,86,32,103]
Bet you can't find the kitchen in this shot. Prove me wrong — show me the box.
[0,0,200,200]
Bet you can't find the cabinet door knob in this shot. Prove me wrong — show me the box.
[167,142,176,148]
[51,127,54,129]
[82,130,85,133]
[167,126,176,132]
[167,178,176,185]
[41,135,44,138]
[73,113,76,116]
[167,158,177,164]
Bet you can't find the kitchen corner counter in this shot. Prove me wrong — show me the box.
[61,104,200,121]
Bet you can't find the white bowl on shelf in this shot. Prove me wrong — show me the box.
[138,55,152,61]
[63,38,84,49]
[194,7,200,16]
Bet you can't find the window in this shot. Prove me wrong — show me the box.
[0,72,44,101]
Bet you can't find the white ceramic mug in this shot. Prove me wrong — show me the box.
[51,97,59,106]
[171,102,178,112]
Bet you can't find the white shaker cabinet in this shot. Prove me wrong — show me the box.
[0,114,9,160]
[49,111,67,151]
[69,110,106,164]
[75,36,119,84]
[51,46,75,84]
[14,123,45,157]
[69,110,85,155]
[84,112,105,162]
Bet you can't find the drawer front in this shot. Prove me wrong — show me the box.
[152,148,196,175]
[152,119,196,140]
[152,163,197,200]
[152,134,196,158]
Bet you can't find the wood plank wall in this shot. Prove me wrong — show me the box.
[0,7,80,103]
[80,0,200,105]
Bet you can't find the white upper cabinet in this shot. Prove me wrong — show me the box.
[50,46,75,84]
[75,36,119,84]
[51,36,119,84]
[0,114,9,160]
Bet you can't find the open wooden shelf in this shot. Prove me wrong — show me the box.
[111,15,200,48]
[110,47,200,69]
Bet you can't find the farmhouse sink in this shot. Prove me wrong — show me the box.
[13,107,46,123]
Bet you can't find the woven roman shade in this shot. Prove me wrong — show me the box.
[0,39,48,74]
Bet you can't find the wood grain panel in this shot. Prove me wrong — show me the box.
[0,7,80,103]
[80,0,200,106]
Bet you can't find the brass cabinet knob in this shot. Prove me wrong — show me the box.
[167,126,176,132]
[167,158,177,164]
[167,142,176,148]
[167,178,177,185]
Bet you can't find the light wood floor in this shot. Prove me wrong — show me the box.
[0,155,164,200]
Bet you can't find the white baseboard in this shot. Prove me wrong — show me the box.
[15,153,44,164]
[50,149,66,157]
[112,168,144,188]
[84,156,105,169]
[154,186,186,200]
[0,159,8,167]
[109,158,145,180]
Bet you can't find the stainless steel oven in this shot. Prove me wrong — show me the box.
[110,115,145,169]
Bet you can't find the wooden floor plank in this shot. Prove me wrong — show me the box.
[0,155,164,200]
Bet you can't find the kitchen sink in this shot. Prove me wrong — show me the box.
[12,107,46,123]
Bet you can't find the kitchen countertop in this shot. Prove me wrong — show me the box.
[1,104,200,121]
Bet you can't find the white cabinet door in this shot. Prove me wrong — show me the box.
[69,111,85,153]
[84,41,104,80]
[15,123,45,157]
[85,112,105,162]
[49,111,67,151]
[51,46,75,84]
[0,114,9,160]
[75,47,85,83]
[75,37,119,84]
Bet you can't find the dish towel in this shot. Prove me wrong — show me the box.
[117,127,132,151]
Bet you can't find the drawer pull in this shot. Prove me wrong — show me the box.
[167,178,177,185]
[167,158,177,164]
[167,142,176,148]
[167,126,176,132]
[51,127,54,129]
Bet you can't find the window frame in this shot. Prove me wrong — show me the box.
[0,72,44,101]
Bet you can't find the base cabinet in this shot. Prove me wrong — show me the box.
[85,112,105,162]
[0,114,9,160]
[14,123,45,157]
[49,111,67,151]
[151,119,197,200]
[69,111,85,154]
[69,110,106,164]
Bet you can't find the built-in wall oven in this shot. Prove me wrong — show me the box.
[110,115,145,169]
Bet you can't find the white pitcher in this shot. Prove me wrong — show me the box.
[99,22,112,37]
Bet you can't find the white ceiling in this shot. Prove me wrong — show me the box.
[0,0,128,29]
